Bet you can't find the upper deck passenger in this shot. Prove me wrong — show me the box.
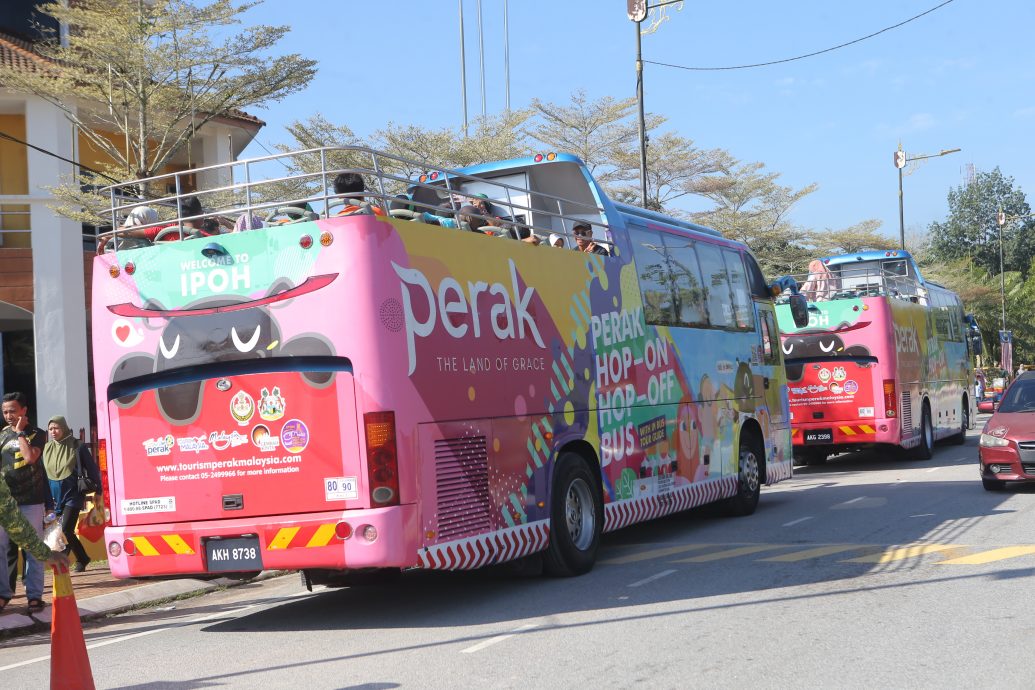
[331,172,385,217]
[573,223,608,255]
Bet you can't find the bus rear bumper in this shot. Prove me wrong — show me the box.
[104,504,419,579]
[791,419,899,448]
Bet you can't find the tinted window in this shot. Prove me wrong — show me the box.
[665,237,708,327]
[997,379,1035,413]
[723,249,754,330]
[696,243,733,329]
[743,253,771,299]
[629,227,676,326]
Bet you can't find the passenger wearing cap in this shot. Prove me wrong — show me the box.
[548,233,566,248]
[573,222,609,255]
[97,205,160,251]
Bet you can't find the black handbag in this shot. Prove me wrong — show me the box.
[75,447,98,494]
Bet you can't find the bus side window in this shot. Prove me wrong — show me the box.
[761,310,780,365]
[629,226,677,325]
[696,243,733,329]
[722,249,755,330]
[665,237,708,327]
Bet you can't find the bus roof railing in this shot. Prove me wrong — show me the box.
[98,146,617,252]
[783,262,928,303]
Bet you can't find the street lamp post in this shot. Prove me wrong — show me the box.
[894,145,961,249]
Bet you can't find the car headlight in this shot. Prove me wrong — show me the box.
[979,433,1010,448]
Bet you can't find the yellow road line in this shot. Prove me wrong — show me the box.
[674,545,788,562]
[600,543,715,565]
[760,545,866,562]
[938,546,1035,565]
[841,544,961,563]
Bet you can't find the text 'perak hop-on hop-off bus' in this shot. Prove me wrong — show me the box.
[92,147,809,583]
[775,250,980,466]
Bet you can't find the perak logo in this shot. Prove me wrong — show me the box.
[143,435,175,457]
[230,390,255,426]
[176,435,210,454]
[208,430,249,451]
[258,386,286,421]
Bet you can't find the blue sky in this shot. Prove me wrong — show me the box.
[239,0,1034,241]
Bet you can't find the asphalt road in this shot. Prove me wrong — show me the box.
[3,417,1033,689]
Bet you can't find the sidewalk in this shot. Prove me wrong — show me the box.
[0,561,283,637]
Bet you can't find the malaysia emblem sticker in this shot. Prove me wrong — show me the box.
[230,390,255,426]
[281,419,310,453]
[258,386,286,421]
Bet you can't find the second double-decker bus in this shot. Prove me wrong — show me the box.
[92,147,806,583]
[775,250,979,465]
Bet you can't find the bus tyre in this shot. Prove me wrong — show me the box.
[982,477,1006,491]
[543,453,603,577]
[950,398,969,445]
[912,403,934,460]
[723,432,763,517]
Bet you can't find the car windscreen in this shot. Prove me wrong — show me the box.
[996,379,1035,413]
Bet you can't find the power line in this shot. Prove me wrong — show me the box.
[644,0,956,72]
[0,130,118,183]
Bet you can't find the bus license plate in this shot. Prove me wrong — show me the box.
[205,536,263,573]
[803,429,833,445]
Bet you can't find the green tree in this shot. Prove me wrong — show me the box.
[611,131,728,212]
[928,168,1035,278]
[0,0,316,220]
[810,219,895,256]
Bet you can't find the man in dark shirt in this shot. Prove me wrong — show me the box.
[0,392,49,612]
[573,222,610,255]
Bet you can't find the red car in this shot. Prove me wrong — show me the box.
[977,392,1002,413]
[979,372,1035,490]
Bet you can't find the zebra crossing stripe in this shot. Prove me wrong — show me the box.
[937,545,1035,565]
[760,545,866,562]
[841,544,963,563]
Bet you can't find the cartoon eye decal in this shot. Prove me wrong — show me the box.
[159,333,180,360]
[819,339,836,353]
[782,342,794,355]
[231,325,261,353]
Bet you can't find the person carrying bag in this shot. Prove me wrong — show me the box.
[43,417,102,572]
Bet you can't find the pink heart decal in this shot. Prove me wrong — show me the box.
[115,325,131,342]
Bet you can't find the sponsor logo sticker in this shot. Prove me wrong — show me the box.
[258,386,286,421]
[230,391,255,426]
[143,435,175,457]
[251,424,280,452]
[281,419,310,453]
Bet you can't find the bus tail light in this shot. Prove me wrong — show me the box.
[364,411,400,507]
[883,380,897,418]
[97,439,112,524]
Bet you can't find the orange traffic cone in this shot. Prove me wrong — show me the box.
[50,562,95,690]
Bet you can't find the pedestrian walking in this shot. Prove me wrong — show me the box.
[44,416,102,573]
[0,392,50,613]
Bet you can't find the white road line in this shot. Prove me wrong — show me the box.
[627,569,677,588]
[782,517,813,527]
[0,603,262,672]
[909,513,936,518]
[835,497,866,507]
[460,624,537,654]
[925,467,941,473]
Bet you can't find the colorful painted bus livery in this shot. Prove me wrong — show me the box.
[775,250,979,465]
[93,148,805,582]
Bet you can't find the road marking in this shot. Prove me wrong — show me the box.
[925,467,941,473]
[836,497,866,506]
[600,543,713,565]
[841,544,962,563]
[674,545,787,562]
[0,602,263,671]
[460,624,537,654]
[938,546,1035,565]
[760,545,865,562]
[909,513,935,518]
[628,569,676,588]
[782,517,813,527]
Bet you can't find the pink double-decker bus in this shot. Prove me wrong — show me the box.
[92,147,805,583]
[775,250,979,465]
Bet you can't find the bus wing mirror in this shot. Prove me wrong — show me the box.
[788,294,809,328]
[971,333,983,356]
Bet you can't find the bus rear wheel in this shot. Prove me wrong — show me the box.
[911,403,934,460]
[723,431,763,516]
[543,453,603,577]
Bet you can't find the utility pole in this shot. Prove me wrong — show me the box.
[458,0,468,136]
[628,1,648,207]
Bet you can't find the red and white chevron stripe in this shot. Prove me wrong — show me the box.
[603,476,738,533]
[766,459,793,484]
[417,521,550,570]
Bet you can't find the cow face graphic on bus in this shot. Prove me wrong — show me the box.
[782,331,871,381]
[111,290,335,424]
